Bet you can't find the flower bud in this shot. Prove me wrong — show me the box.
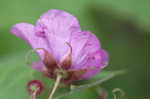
[27,80,44,95]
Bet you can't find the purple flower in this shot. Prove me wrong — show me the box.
[10,9,109,83]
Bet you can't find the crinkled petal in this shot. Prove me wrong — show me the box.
[35,9,81,61]
[10,23,50,59]
[70,31,108,79]
[71,31,101,68]
[35,9,80,40]
[81,50,109,79]
[99,49,109,68]
[45,34,69,62]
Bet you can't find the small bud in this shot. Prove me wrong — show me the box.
[27,80,44,95]
[112,88,125,99]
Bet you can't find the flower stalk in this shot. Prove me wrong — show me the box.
[48,74,62,99]
[31,89,38,99]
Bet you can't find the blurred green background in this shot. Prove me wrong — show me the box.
[0,0,150,99]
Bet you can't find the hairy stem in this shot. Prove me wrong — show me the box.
[31,91,37,99]
[48,74,62,99]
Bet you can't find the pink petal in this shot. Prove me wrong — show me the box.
[99,49,109,68]
[36,9,80,40]
[45,33,70,62]
[35,9,81,61]
[81,50,109,79]
[10,23,50,59]
[71,31,101,68]
[70,31,108,79]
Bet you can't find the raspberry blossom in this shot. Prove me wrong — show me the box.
[10,9,109,83]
